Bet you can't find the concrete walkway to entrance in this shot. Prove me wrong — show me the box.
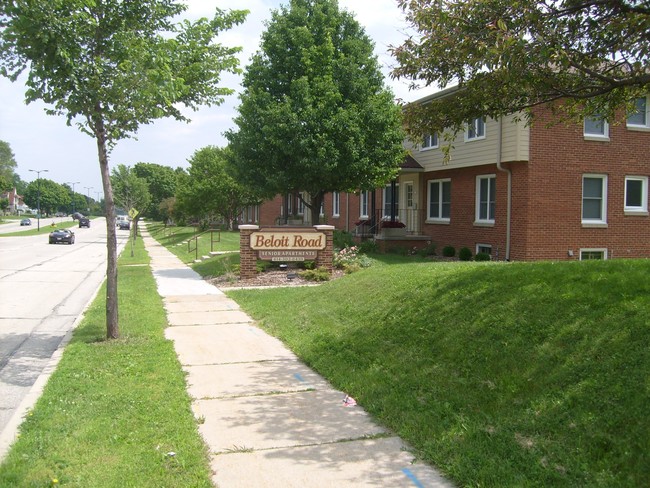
[141,226,453,488]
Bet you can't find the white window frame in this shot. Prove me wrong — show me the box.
[624,176,648,214]
[427,178,451,222]
[297,193,305,216]
[382,184,399,218]
[360,190,369,218]
[584,115,609,140]
[465,117,486,141]
[332,191,340,217]
[580,248,608,260]
[626,96,650,130]
[582,174,608,225]
[475,174,496,225]
[421,132,438,150]
[476,244,492,255]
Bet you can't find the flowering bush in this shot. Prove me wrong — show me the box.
[333,246,372,273]
[380,220,406,229]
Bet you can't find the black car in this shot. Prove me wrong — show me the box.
[20,218,31,226]
[49,229,75,245]
[71,212,84,221]
[78,217,90,228]
[117,220,130,230]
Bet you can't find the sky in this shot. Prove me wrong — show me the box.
[0,0,434,199]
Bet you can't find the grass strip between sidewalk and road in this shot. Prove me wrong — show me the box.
[222,257,650,487]
[0,235,213,487]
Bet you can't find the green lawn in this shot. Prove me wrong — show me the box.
[0,235,212,487]
[223,258,650,487]
[146,222,240,265]
[0,219,83,237]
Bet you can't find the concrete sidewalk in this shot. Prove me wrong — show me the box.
[142,227,453,488]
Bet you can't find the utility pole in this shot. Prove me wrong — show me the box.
[65,181,80,214]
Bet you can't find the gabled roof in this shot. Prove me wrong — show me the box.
[401,154,424,172]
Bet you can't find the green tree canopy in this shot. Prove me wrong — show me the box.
[23,178,70,215]
[111,164,152,217]
[176,146,259,229]
[0,1,247,338]
[133,162,179,221]
[391,0,650,138]
[226,0,404,225]
[0,140,18,192]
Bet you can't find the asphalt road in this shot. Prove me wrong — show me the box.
[0,218,129,456]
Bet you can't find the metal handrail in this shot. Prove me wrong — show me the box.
[187,228,221,261]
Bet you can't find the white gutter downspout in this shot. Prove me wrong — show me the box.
[496,116,512,261]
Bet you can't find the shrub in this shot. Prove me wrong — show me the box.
[442,245,456,257]
[459,247,472,261]
[358,239,378,254]
[298,267,330,282]
[333,230,354,250]
[475,252,491,262]
[418,242,437,257]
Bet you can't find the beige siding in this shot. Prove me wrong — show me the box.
[405,114,530,172]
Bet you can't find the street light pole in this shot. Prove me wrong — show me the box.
[84,186,93,214]
[66,181,80,214]
[28,169,49,231]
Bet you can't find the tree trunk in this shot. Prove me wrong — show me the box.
[94,113,119,339]
[309,192,324,227]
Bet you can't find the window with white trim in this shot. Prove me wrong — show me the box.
[383,184,399,217]
[627,96,649,128]
[475,175,496,223]
[584,115,609,139]
[332,192,340,217]
[297,192,305,215]
[476,244,492,255]
[428,179,451,221]
[582,175,607,224]
[466,117,486,141]
[360,190,369,218]
[580,249,607,260]
[624,176,648,213]
[422,133,438,150]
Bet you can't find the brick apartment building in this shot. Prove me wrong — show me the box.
[252,92,650,261]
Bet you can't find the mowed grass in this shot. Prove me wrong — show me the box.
[225,258,650,487]
[146,222,240,267]
[0,219,80,237]
[0,236,212,487]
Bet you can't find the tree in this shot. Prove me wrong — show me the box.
[226,0,404,225]
[0,140,17,192]
[111,164,152,256]
[391,0,650,139]
[133,162,179,221]
[176,146,258,229]
[1,1,247,338]
[23,178,70,216]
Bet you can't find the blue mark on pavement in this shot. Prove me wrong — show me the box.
[402,468,425,488]
[294,373,305,382]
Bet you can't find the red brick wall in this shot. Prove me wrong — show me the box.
[525,105,650,260]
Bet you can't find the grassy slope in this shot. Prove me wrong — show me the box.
[227,259,650,487]
[0,237,212,487]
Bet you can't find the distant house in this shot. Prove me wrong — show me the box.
[255,91,650,261]
[1,188,28,214]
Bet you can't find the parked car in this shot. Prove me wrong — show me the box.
[49,229,75,245]
[78,217,90,228]
[20,218,31,226]
[118,220,130,230]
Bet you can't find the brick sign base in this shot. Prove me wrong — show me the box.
[239,225,334,279]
